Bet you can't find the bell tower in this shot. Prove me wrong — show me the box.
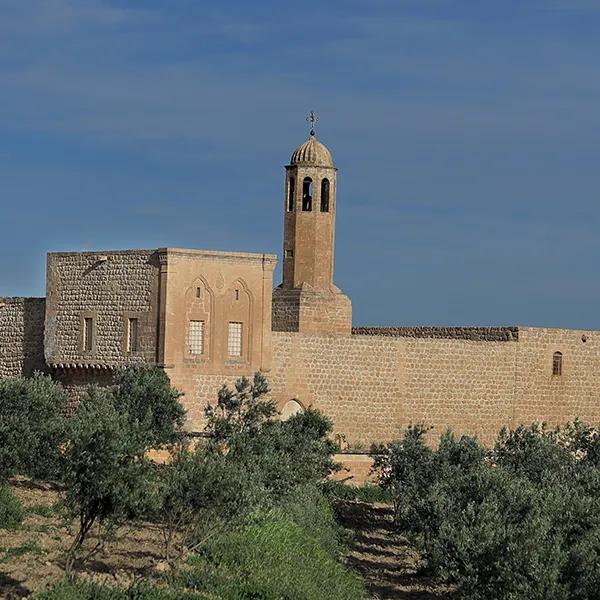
[273,113,352,336]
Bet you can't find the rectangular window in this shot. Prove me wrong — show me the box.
[127,318,139,353]
[83,317,94,352]
[228,322,243,357]
[189,320,205,355]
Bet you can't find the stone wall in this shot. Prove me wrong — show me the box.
[513,327,600,428]
[272,287,352,336]
[159,249,277,430]
[45,250,160,367]
[264,331,521,446]
[0,297,46,377]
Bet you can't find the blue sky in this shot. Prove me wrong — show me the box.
[2,0,600,328]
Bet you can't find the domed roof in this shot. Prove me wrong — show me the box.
[290,133,334,167]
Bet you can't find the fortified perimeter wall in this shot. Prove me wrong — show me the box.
[263,326,600,448]
[0,297,46,378]
[268,328,519,446]
[514,327,600,429]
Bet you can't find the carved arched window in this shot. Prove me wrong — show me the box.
[320,178,330,212]
[302,177,313,211]
[287,177,295,212]
[552,351,563,376]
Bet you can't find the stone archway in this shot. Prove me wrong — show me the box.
[280,399,304,421]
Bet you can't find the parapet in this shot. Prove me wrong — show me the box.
[352,326,519,342]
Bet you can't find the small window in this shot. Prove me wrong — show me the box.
[302,177,313,211]
[285,249,293,258]
[320,178,330,212]
[228,322,243,357]
[196,287,202,300]
[552,351,563,376]
[189,320,205,355]
[287,177,295,212]
[83,317,94,352]
[235,289,240,301]
[127,318,139,353]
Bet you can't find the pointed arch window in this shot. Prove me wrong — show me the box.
[302,177,313,211]
[287,177,295,212]
[320,178,330,212]
[552,351,563,376]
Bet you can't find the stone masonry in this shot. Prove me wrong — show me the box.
[0,297,45,377]
[1,130,600,464]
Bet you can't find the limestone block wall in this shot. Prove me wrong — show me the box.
[514,327,600,428]
[264,330,519,446]
[0,297,46,377]
[401,337,517,445]
[146,323,600,448]
[45,250,160,367]
[272,287,352,336]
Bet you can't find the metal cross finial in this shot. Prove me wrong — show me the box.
[306,110,318,136]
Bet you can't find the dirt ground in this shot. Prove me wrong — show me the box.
[337,501,450,600]
[0,480,168,599]
[0,482,447,599]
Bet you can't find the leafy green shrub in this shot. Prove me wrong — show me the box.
[154,375,340,560]
[111,366,186,449]
[493,423,575,484]
[178,510,365,600]
[371,423,435,526]
[62,386,156,572]
[375,422,600,599]
[0,486,23,529]
[0,373,67,482]
[324,480,393,503]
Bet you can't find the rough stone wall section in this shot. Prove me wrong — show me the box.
[0,297,46,377]
[45,250,160,367]
[513,327,600,429]
[353,326,519,342]
[272,287,352,336]
[271,288,300,332]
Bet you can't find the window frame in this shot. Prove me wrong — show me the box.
[320,178,330,212]
[302,177,313,211]
[227,321,243,357]
[127,317,139,353]
[81,314,95,354]
[188,319,205,356]
[552,351,563,376]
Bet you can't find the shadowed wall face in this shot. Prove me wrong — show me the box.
[0,297,45,377]
[44,250,161,368]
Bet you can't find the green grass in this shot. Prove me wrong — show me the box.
[177,513,365,600]
[34,580,204,599]
[0,541,45,564]
[27,502,60,518]
[325,480,393,503]
[0,486,24,529]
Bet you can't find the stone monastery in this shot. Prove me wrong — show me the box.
[2,128,600,454]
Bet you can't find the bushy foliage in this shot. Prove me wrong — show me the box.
[153,373,341,559]
[111,366,186,449]
[0,485,24,529]
[324,480,394,503]
[177,499,364,600]
[0,373,67,482]
[374,422,600,600]
[61,386,157,572]
[371,423,435,526]
[205,372,276,443]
